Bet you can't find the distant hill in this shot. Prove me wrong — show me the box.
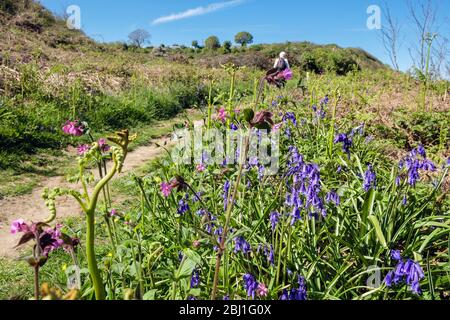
[0,0,388,76]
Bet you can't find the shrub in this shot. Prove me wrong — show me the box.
[0,0,17,15]
[298,48,360,75]
[205,36,221,51]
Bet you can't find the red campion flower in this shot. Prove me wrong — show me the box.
[250,111,275,130]
[62,120,84,136]
[160,182,173,198]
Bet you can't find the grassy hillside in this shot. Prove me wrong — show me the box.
[0,0,448,190]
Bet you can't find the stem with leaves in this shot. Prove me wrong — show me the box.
[211,133,250,300]
[43,130,136,300]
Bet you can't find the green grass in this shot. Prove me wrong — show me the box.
[0,109,203,198]
[0,258,34,299]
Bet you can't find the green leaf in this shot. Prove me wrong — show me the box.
[362,189,376,219]
[175,249,201,281]
[143,289,158,300]
[243,108,255,122]
[368,215,387,249]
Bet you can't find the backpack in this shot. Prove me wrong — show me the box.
[277,58,287,71]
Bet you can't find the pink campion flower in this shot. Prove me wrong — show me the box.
[62,120,84,136]
[257,283,268,297]
[282,68,293,80]
[109,209,117,217]
[98,138,111,153]
[41,224,65,256]
[160,182,173,198]
[77,144,91,155]
[10,219,29,234]
[217,108,228,123]
[196,163,206,172]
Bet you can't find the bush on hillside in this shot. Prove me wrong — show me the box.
[299,48,360,75]
[0,0,18,15]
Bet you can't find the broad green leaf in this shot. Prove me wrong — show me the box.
[143,289,158,300]
[368,215,387,249]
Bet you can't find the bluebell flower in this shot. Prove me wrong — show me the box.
[214,227,223,238]
[234,236,252,255]
[264,245,275,266]
[291,206,302,225]
[177,194,190,215]
[402,195,407,206]
[192,191,204,203]
[257,165,265,181]
[279,276,307,300]
[312,104,326,119]
[280,289,289,300]
[391,250,402,261]
[230,123,238,131]
[398,146,436,187]
[384,271,393,287]
[248,157,259,167]
[316,108,326,119]
[334,133,353,159]
[202,151,210,165]
[363,165,377,192]
[384,252,424,295]
[205,221,214,234]
[320,95,329,105]
[416,144,427,158]
[421,159,436,172]
[190,269,201,288]
[350,124,365,137]
[325,190,340,206]
[243,274,259,299]
[297,276,308,300]
[285,147,327,223]
[282,112,297,126]
[258,244,275,266]
[269,211,280,230]
[284,127,292,139]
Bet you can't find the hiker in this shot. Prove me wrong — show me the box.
[274,51,290,71]
[265,52,293,88]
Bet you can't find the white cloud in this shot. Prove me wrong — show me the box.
[152,0,245,25]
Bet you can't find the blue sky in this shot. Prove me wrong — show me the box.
[39,0,450,71]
